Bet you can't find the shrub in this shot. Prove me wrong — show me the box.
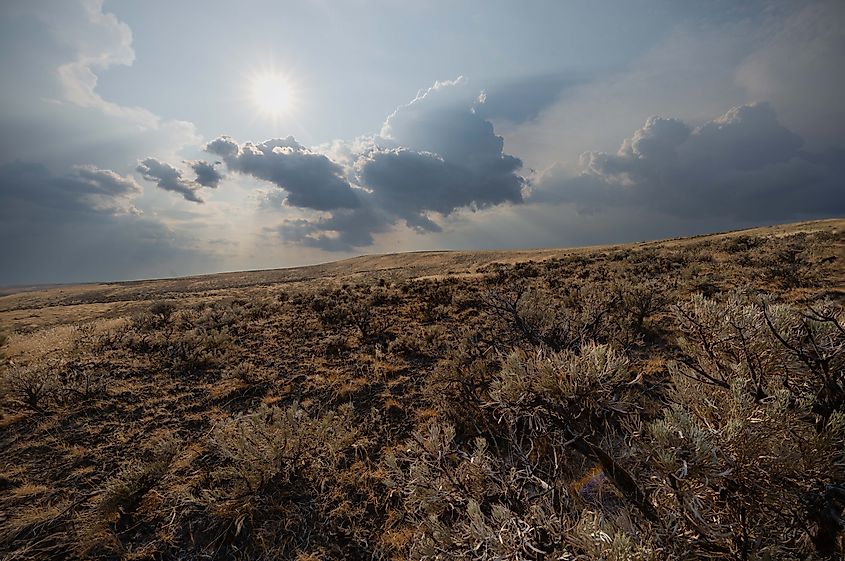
[323,334,351,357]
[385,423,567,559]
[484,283,620,352]
[721,234,765,253]
[198,403,361,558]
[764,235,817,288]
[393,343,654,559]
[0,364,58,412]
[648,292,845,557]
[318,297,390,344]
[96,437,180,523]
[638,357,844,557]
[2,225,843,560]
[617,279,668,334]
[426,327,499,434]
[674,292,845,422]
[483,285,571,350]
[57,364,108,402]
[399,290,845,559]
[223,361,261,384]
[388,325,447,359]
[161,327,235,375]
[148,301,176,325]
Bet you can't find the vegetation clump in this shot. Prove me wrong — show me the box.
[0,220,843,560]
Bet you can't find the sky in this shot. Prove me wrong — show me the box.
[0,0,843,285]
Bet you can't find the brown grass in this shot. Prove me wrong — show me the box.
[0,218,842,560]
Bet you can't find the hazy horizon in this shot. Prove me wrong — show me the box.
[2,0,844,285]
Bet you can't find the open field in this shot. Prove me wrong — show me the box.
[3,219,842,333]
[1,218,844,560]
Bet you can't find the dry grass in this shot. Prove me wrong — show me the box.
[0,218,843,560]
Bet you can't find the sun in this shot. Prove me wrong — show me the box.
[249,72,296,117]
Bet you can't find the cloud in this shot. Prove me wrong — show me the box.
[274,207,393,252]
[735,0,845,148]
[136,157,204,203]
[0,160,141,215]
[498,27,751,174]
[472,73,584,124]
[0,160,207,284]
[190,160,223,188]
[215,78,527,251]
[287,77,527,247]
[0,2,216,283]
[355,77,525,231]
[378,77,516,167]
[206,136,361,211]
[356,147,521,232]
[533,102,845,221]
[5,1,840,285]
[501,2,845,175]
[0,1,199,173]
[54,0,147,122]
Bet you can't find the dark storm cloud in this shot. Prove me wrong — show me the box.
[534,102,845,221]
[349,78,525,237]
[0,161,206,285]
[0,160,140,215]
[215,79,527,251]
[357,147,521,232]
[205,136,360,211]
[190,160,223,188]
[137,157,204,203]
